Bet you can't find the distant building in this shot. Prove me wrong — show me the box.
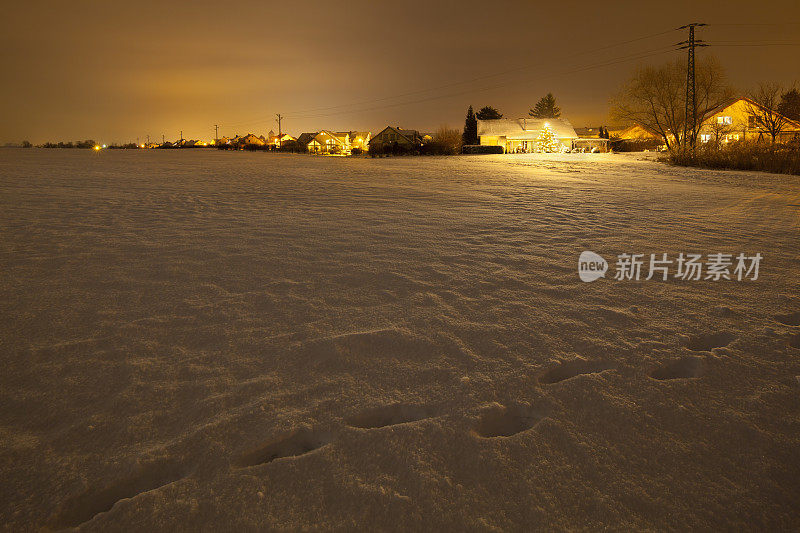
[307,130,350,154]
[296,132,317,148]
[267,133,296,149]
[347,131,372,152]
[573,126,610,152]
[238,134,266,146]
[698,97,800,144]
[369,127,424,150]
[608,124,661,141]
[477,118,578,153]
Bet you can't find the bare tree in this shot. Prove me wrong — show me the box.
[707,120,735,148]
[434,125,463,155]
[746,82,789,143]
[611,56,732,151]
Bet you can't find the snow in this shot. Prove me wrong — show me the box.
[0,148,799,530]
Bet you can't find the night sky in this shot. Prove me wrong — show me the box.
[2,0,798,144]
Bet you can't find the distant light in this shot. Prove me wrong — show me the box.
[140,144,145,148]
[544,122,550,127]
[93,145,101,151]
[102,144,107,148]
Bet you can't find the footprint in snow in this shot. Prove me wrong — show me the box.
[346,403,434,429]
[775,311,800,326]
[472,403,548,438]
[51,458,187,529]
[649,356,703,380]
[234,426,332,467]
[682,332,736,352]
[539,358,615,384]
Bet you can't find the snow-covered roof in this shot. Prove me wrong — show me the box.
[477,118,578,140]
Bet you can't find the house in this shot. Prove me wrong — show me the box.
[369,127,425,150]
[573,126,610,153]
[697,97,800,145]
[307,130,350,155]
[477,118,578,153]
[296,132,317,149]
[608,124,661,141]
[267,133,296,149]
[611,97,800,148]
[238,134,266,146]
[346,131,372,152]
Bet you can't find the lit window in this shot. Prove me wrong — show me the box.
[700,134,712,143]
[717,116,732,125]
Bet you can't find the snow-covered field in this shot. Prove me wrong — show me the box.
[1,148,799,530]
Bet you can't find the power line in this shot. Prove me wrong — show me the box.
[221,27,682,128]
[283,46,677,121]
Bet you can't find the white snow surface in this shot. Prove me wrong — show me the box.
[1,149,799,530]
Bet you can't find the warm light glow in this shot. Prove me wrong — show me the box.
[93,145,101,151]
[544,122,550,127]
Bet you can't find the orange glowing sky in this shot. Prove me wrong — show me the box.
[2,0,798,144]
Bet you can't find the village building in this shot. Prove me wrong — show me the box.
[612,97,800,148]
[307,130,350,155]
[296,132,317,149]
[697,97,800,145]
[609,124,661,141]
[369,127,425,150]
[267,133,296,149]
[477,118,579,153]
[573,126,610,153]
[238,134,266,146]
[347,131,372,152]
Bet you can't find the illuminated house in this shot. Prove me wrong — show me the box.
[296,132,317,149]
[477,118,578,153]
[307,130,350,154]
[369,127,424,150]
[267,133,296,148]
[303,131,372,154]
[609,124,661,141]
[236,134,267,146]
[697,97,800,144]
[347,131,372,152]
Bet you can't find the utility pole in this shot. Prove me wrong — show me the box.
[162,134,165,144]
[214,124,219,145]
[275,114,283,149]
[677,23,707,151]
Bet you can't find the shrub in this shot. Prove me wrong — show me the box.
[277,140,302,153]
[461,145,504,155]
[610,138,663,152]
[422,126,462,155]
[668,141,800,175]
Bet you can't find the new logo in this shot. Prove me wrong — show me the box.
[578,251,608,282]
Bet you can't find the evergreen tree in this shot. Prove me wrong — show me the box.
[462,105,478,146]
[535,124,563,153]
[778,88,800,121]
[529,93,561,118]
[476,106,503,120]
